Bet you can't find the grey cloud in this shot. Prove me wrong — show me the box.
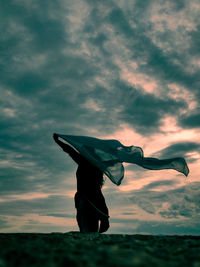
[112,2,200,103]
[0,141,77,196]
[24,15,67,53]
[80,3,197,134]
[159,203,193,219]
[189,25,200,56]
[0,0,196,142]
[168,0,186,11]
[1,1,69,51]
[114,82,186,134]
[122,212,136,216]
[0,167,38,195]
[108,7,135,38]
[128,182,200,219]
[21,223,71,233]
[46,213,75,218]
[137,200,156,214]
[135,219,200,235]
[88,33,109,56]
[106,6,196,89]
[179,111,200,129]
[87,2,193,92]
[7,73,49,96]
[157,142,200,162]
[0,195,73,216]
[0,217,11,229]
[110,217,139,224]
[110,217,200,235]
[142,180,179,190]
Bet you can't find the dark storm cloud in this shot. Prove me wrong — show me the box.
[46,213,74,218]
[82,1,199,134]
[0,167,38,195]
[0,1,68,51]
[157,142,200,162]
[0,140,77,196]
[21,224,70,233]
[189,25,200,56]
[106,5,199,92]
[114,82,186,134]
[179,111,200,129]
[0,217,11,229]
[169,0,186,11]
[142,180,178,190]
[128,182,200,219]
[0,195,73,216]
[135,219,200,235]
[1,0,198,142]
[111,217,200,235]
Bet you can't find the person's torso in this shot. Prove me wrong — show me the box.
[76,159,103,194]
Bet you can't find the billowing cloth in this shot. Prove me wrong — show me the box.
[57,134,189,186]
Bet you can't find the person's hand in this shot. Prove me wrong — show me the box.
[53,133,58,141]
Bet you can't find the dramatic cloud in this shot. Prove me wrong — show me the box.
[129,182,200,219]
[0,0,200,234]
[180,111,200,128]
[157,142,200,164]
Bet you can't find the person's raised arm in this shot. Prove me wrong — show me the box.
[53,133,82,165]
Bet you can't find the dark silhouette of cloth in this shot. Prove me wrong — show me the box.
[53,134,109,233]
[56,134,189,186]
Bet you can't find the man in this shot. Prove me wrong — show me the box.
[53,133,109,233]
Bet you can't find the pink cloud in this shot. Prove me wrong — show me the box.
[121,66,159,95]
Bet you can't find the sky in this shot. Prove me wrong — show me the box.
[0,0,200,235]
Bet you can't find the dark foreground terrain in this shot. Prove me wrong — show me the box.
[0,233,200,267]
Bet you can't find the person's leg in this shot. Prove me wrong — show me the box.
[91,190,110,233]
[75,192,88,232]
[74,192,98,233]
[86,209,99,232]
[99,218,109,233]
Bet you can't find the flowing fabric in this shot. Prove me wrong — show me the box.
[57,134,189,186]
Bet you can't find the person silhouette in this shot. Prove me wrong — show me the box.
[53,133,109,233]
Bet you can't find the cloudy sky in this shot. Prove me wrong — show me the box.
[1,0,200,234]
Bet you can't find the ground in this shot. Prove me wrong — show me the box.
[0,232,200,266]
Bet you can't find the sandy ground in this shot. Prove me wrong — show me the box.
[0,232,200,266]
